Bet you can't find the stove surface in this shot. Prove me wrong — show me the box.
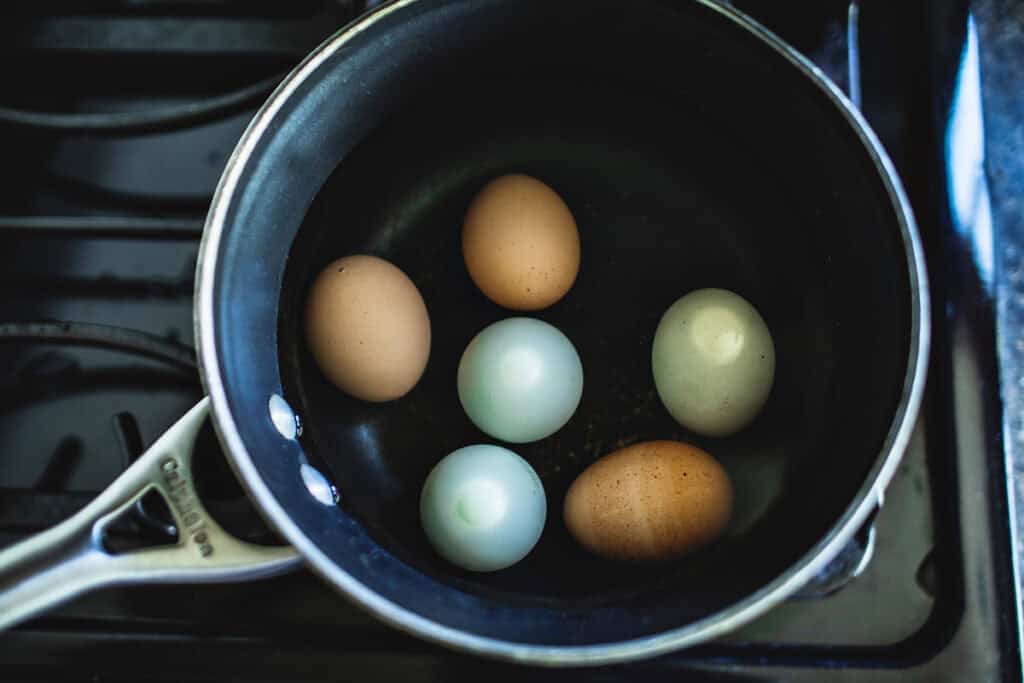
[0,1,1019,681]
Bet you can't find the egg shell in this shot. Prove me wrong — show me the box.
[563,440,733,563]
[304,254,431,402]
[420,444,547,572]
[457,317,584,443]
[652,288,775,437]
[462,174,580,311]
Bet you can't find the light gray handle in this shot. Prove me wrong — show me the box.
[0,398,300,629]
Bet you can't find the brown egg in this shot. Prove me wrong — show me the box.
[563,441,733,563]
[462,174,580,311]
[304,255,430,402]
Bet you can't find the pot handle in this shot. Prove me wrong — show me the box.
[792,504,879,599]
[0,398,300,630]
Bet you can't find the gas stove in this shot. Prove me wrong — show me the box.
[0,1,1020,680]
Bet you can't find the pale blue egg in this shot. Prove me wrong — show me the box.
[457,318,583,443]
[420,445,546,571]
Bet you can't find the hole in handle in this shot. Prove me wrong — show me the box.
[102,489,179,554]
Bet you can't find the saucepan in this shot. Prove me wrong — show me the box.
[0,0,929,665]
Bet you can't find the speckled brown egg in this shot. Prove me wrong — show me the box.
[462,174,580,311]
[563,440,733,563]
[304,254,430,402]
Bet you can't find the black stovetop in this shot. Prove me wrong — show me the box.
[0,1,1019,681]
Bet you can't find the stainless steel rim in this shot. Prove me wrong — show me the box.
[195,0,931,666]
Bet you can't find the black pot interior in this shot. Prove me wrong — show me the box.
[213,0,913,646]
